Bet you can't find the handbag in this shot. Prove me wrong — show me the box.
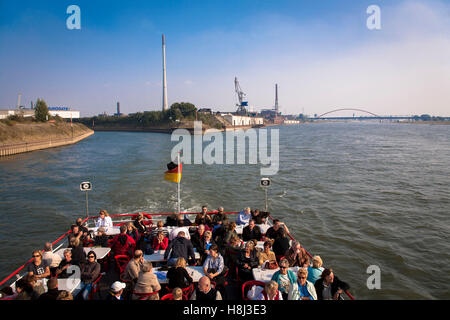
[264,260,279,270]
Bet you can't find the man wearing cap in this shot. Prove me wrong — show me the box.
[106,281,126,300]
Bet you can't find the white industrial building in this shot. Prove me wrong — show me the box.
[0,107,80,120]
[222,114,264,126]
[48,108,80,119]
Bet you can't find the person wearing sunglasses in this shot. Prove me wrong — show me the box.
[270,258,296,300]
[80,251,101,300]
[27,250,50,280]
[288,267,317,300]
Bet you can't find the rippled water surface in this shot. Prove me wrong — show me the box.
[1,122,449,299]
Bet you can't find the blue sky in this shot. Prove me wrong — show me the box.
[1,0,449,116]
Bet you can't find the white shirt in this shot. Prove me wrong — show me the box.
[169,226,191,241]
[96,216,113,228]
[42,251,62,268]
[256,290,283,300]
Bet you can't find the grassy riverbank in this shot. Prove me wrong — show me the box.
[0,120,93,145]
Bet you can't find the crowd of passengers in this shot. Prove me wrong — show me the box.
[0,206,349,301]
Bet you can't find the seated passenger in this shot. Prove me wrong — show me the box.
[126,222,140,243]
[284,240,310,268]
[122,250,144,283]
[14,278,34,300]
[132,261,161,300]
[223,222,238,245]
[256,280,283,300]
[152,231,169,251]
[95,210,113,229]
[236,207,252,225]
[55,249,74,278]
[110,224,136,257]
[42,242,62,275]
[202,245,226,287]
[80,251,101,300]
[251,209,268,225]
[172,287,183,300]
[236,241,259,282]
[195,205,213,227]
[314,268,350,300]
[190,276,222,300]
[93,227,109,247]
[106,281,126,301]
[242,219,262,242]
[307,256,325,284]
[257,240,277,266]
[191,224,206,251]
[68,236,86,266]
[198,230,216,263]
[271,258,296,300]
[288,267,317,300]
[133,213,148,235]
[27,250,50,280]
[212,206,228,225]
[165,214,178,227]
[37,277,61,301]
[76,218,90,240]
[167,257,193,289]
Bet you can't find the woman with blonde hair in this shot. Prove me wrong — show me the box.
[236,241,259,281]
[166,257,193,289]
[132,261,161,300]
[288,267,317,300]
[96,210,113,229]
[307,256,324,284]
[127,222,139,243]
[256,280,283,300]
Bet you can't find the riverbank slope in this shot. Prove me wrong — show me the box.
[0,121,94,156]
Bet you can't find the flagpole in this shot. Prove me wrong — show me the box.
[177,152,181,214]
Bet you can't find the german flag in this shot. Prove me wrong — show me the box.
[164,161,182,183]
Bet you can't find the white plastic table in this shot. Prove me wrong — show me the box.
[144,249,200,263]
[153,266,205,284]
[89,226,121,236]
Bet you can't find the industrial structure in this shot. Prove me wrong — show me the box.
[162,34,168,111]
[114,102,123,116]
[260,83,283,123]
[234,77,248,116]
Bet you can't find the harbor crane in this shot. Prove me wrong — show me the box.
[234,77,249,115]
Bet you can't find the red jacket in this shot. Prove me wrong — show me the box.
[152,236,169,250]
[111,233,136,256]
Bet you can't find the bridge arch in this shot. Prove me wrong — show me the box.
[316,108,381,118]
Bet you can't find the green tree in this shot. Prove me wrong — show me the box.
[34,99,49,122]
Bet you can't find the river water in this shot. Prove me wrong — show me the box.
[0,122,449,299]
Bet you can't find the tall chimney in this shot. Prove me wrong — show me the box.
[274,84,278,113]
[17,93,22,109]
[117,102,120,115]
[162,34,168,111]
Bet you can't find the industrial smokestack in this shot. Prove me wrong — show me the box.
[17,93,22,109]
[162,34,168,111]
[117,102,120,115]
[274,84,279,113]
